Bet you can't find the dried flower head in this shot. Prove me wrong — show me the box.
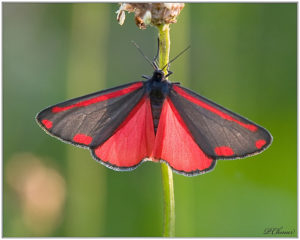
[116,3,185,29]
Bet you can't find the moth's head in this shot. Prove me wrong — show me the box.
[152,70,165,82]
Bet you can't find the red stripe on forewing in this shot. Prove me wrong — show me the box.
[73,134,93,145]
[173,85,258,132]
[52,82,143,113]
[152,98,213,173]
[94,97,155,168]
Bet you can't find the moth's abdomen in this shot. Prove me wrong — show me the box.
[150,90,165,134]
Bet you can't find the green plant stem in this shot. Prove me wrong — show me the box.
[158,24,170,75]
[157,23,175,237]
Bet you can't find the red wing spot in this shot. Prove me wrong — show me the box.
[52,82,143,113]
[255,139,266,149]
[173,85,258,132]
[73,134,93,145]
[215,146,234,156]
[41,119,53,129]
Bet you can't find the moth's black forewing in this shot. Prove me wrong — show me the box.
[36,82,145,148]
[169,85,272,159]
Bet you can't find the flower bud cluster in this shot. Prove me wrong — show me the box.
[117,3,184,29]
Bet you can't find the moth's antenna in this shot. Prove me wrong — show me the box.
[131,41,158,70]
[162,45,191,71]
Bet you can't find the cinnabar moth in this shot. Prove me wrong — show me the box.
[36,49,272,176]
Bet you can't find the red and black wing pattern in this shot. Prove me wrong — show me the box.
[36,82,156,169]
[152,97,216,176]
[92,96,155,170]
[37,77,272,176]
[168,84,272,160]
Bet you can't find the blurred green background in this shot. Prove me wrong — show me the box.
[3,3,297,237]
